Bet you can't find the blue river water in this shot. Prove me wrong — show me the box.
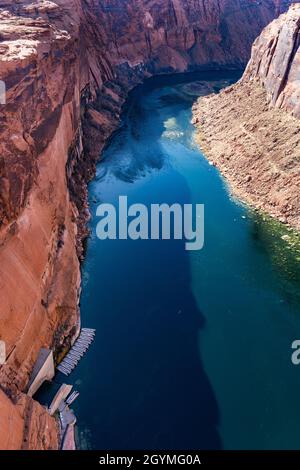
[39,72,300,450]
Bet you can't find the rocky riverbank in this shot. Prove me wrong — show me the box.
[192,4,300,230]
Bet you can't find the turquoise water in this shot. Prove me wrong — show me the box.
[63,73,300,449]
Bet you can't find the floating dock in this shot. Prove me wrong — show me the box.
[57,328,95,376]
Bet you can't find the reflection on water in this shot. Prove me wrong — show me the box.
[98,76,235,186]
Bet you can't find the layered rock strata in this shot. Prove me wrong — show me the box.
[193,4,300,228]
[0,0,292,449]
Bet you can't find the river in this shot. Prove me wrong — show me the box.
[41,72,300,450]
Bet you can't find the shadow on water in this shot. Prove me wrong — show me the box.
[89,240,222,450]
[73,72,232,449]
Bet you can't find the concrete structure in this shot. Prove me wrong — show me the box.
[59,400,77,449]
[27,348,55,397]
[49,384,73,416]
[62,424,76,450]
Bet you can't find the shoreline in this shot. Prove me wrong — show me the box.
[192,80,300,233]
[194,130,300,234]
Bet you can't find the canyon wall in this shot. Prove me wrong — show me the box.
[244,2,300,117]
[193,3,300,229]
[0,0,291,449]
[0,388,59,449]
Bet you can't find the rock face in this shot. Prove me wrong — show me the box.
[0,388,59,449]
[96,0,283,71]
[245,2,300,117]
[0,0,292,449]
[193,4,300,229]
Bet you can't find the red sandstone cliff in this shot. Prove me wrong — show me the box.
[245,2,300,117]
[0,388,59,449]
[193,3,300,229]
[0,0,292,449]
